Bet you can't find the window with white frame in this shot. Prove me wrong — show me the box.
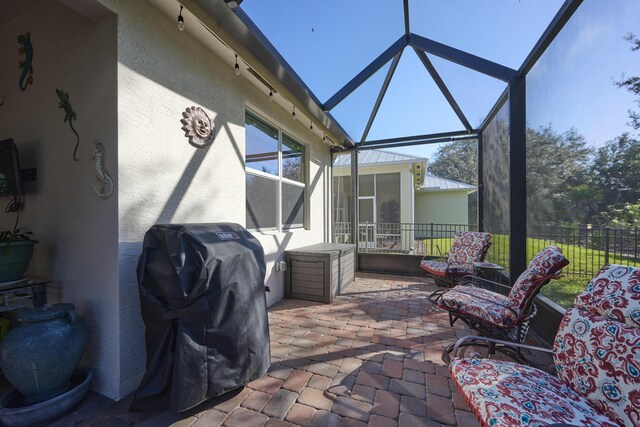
[245,110,306,230]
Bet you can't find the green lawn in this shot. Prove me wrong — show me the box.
[422,234,640,308]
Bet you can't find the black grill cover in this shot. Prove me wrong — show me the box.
[131,223,270,413]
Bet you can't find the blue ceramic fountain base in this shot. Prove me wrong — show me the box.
[0,368,91,427]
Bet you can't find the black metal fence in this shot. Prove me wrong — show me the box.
[333,222,640,277]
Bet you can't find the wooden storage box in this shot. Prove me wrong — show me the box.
[285,243,355,303]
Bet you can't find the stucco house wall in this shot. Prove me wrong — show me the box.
[1,0,333,401]
[0,0,119,397]
[104,0,332,399]
[415,190,470,226]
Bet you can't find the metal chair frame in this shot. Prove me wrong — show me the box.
[441,274,559,364]
[422,234,492,304]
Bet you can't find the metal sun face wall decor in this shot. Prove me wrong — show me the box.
[181,106,215,148]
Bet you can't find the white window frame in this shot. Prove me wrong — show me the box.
[245,110,307,231]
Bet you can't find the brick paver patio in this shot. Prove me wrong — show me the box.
[52,273,496,426]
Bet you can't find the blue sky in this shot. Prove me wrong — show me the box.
[241,1,640,160]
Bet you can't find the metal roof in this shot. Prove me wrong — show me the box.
[420,173,476,192]
[333,149,426,167]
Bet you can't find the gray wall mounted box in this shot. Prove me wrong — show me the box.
[284,243,355,303]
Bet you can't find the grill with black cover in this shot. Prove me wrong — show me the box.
[131,223,270,413]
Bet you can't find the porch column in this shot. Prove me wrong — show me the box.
[350,150,359,270]
[477,132,484,231]
[508,76,527,282]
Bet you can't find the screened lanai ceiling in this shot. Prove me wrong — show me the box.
[239,0,565,143]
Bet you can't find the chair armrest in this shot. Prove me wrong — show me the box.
[460,275,511,291]
[451,335,553,358]
[462,274,562,292]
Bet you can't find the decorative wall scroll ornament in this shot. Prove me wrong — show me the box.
[180,106,215,148]
[17,32,34,91]
[92,140,113,199]
[56,89,80,161]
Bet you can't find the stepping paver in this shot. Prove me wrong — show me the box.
[223,407,269,427]
[310,409,341,427]
[356,371,390,390]
[262,389,298,419]
[282,369,313,393]
[426,373,451,397]
[241,390,272,412]
[398,412,430,427]
[456,409,482,427]
[248,376,284,395]
[369,414,398,427]
[389,379,426,399]
[307,362,339,378]
[350,384,376,403]
[371,389,400,419]
[284,403,316,425]
[308,374,333,390]
[400,395,427,417]
[192,410,227,426]
[298,387,334,411]
[332,396,373,422]
[427,394,456,425]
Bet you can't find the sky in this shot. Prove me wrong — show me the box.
[241,0,640,161]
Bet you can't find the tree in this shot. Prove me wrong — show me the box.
[591,133,640,220]
[429,140,477,186]
[429,140,478,226]
[615,33,640,130]
[526,126,593,224]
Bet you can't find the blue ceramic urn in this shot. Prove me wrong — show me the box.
[0,303,87,404]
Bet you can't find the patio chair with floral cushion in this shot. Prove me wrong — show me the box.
[439,245,569,363]
[448,264,640,427]
[419,231,492,303]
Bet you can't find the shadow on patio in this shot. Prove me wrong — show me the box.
[50,273,553,427]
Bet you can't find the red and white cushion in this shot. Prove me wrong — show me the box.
[448,231,492,265]
[574,264,640,328]
[419,260,473,278]
[450,358,618,427]
[438,286,517,328]
[554,306,640,426]
[508,245,569,310]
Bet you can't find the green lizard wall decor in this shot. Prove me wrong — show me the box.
[18,32,34,91]
[56,89,80,161]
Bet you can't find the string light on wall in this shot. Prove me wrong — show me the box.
[234,54,241,75]
[182,11,343,151]
[177,5,185,31]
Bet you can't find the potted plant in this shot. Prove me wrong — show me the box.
[0,224,37,283]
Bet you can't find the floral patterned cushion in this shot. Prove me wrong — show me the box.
[573,264,640,328]
[553,306,640,426]
[508,246,569,310]
[419,260,473,278]
[438,286,517,328]
[447,231,492,266]
[450,357,618,427]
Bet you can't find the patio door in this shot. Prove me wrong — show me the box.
[359,197,375,249]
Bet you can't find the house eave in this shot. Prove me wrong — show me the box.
[177,0,355,149]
